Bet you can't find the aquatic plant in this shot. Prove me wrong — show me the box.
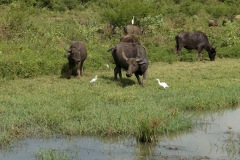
[36,148,73,160]
[137,118,159,143]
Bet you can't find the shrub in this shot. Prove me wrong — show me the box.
[218,46,240,58]
[140,14,164,34]
[206,3,237,18]
[101,0,154,27]
[0,0,13,4]
[179,1,202,16]
[137,118,159,143]
[3,3,28,34]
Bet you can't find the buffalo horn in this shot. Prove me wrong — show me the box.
[64,47,71,52]
[122,45,128,61]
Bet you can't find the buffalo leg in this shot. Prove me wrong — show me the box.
[68,64,73,79]
[197,47,203,60]
[114,66,122,81]
[175,38,182,55]
[142,68,148,86]
[114,67,118,80]
[134,73,142,85]
[176,46,182,55]
[80,61,84,76]
[77,61,81,79]
[198,52,203,60]
[176,45,183,61]
[119,69,122,80]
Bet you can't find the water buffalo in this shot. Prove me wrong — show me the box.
[120,34,141,44]
[123,25,144,35]
[65,41,87,79]
[175,31,216,61]
[108,42,149,86]
[208,20,218,27]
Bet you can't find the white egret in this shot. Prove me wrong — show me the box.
[156,79,169,89]
[132,16,134,25]
[90,75,98,83]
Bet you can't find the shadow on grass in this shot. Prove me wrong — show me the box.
[101,75,137,87]
[60,63,77,79]
[60,63,140,87]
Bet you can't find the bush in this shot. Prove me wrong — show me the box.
[218,46,240,58]
[0,0,13,4]
[101,0,154,27]
[140,14,164,34]
[179,1,203,16]
[0,0,91,11]
[206,3,237,18]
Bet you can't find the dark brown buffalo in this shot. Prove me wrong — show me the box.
[120,34,141,44]
[108,42,149,86]
[123,25,144,35]
[208,20,218,27]
[65,41,87,79]
[175,31,216,61]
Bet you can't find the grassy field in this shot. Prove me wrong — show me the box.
[1,1,240,79]
[0,58,239,147]
[0,0,240,148]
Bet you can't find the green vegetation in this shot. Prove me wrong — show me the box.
[0,59,239,147]
[0,0,240,147]
[0,0,240,79]
[36,148,73,160]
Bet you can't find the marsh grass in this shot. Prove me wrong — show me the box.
[222,130,240,159]
[137,118,159,143]
[0,59,239,147]
[36,148,73,160]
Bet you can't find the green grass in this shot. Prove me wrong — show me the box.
[0,59,239,147]
[36,148,73,160]
[0,0,240,147]
[1,1,240,79]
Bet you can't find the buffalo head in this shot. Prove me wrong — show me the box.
[122,45,144,77]
[65,48,81,61]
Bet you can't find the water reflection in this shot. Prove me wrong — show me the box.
[0,106,240,160]
[159,106,240,159]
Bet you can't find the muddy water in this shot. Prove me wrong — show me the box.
[0,106,240,160]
